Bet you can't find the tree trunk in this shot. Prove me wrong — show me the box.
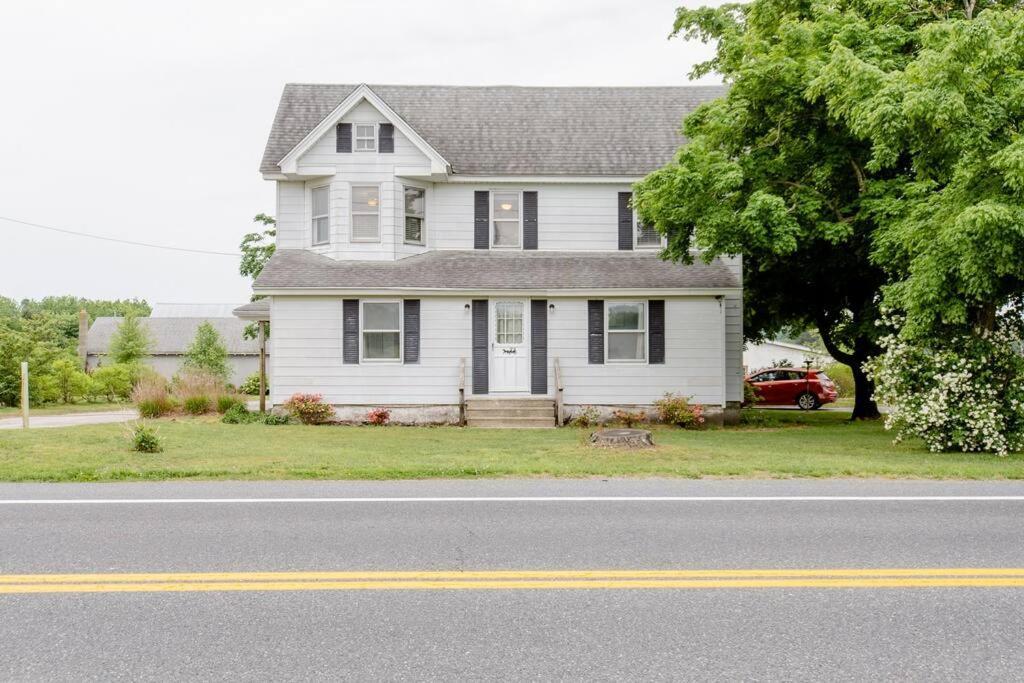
[815,319,881,421]
[849,360,880,420]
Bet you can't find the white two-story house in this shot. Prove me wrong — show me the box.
[235,83,742,427]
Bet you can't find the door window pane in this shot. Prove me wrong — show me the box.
[495,302,524,344]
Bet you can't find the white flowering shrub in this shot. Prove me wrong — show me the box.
[868,315,1024,456]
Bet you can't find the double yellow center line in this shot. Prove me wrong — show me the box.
[2,568,1024,594]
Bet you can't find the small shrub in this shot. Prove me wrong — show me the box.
[239,373,268,396]
[366,407,391,426]
[569,405,601,428]
[261,412,291,426]
[137,398,172,418]
[283,393,334,425]
[126,422,162,453]
[612,409,647,427]
[217,395,243,413]
[222,403,254,424]
[653,393,706,428]
[183,396,212,415]
[742,381,761,407]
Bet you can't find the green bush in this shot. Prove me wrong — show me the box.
[222,403,254,424]
[48,358,91,403]
[261,412,290,426]
[216,395,243,413]
[126,423,162,453]
[183,396,211,415]
[239,373,267,396]
[91,363,134,401]
[820,362,854,398]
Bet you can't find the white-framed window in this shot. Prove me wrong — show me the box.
[351,185,380,242]
[311,185,330,245]
[634,206,662,248]
[404,185,426,245]
[491,191,521,248]
[606,301,646,362]
[361,300,402,361]
[354,123,376,152]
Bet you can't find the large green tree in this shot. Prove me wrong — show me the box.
[636,0,897,418]
[108,316,151,365]
[183,322,230,381]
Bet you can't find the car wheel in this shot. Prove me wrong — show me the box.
[797,392,820,410]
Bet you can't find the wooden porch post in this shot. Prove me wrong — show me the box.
[258,321,267,413]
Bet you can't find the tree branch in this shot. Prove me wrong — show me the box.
[850,159,866,193]
[964,0,976,19]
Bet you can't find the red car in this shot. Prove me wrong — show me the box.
[745,367,838,410]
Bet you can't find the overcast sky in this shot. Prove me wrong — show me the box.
[0,0,723,306]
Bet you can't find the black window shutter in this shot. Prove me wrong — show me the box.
[336,123,352,153]
[472,300,488,393]
[474,191,489,249]
[588,300,604,364]
[403,299,420,364]
[648,300,665,364]
[531,299,547,394]
[523,191,538,250]
[378,123,394,153]
[618,192,633,251]
[343,299,359,363]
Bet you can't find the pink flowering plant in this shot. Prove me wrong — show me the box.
[653,393,706,429]
[283,393,335,425]
[867,311,1024,456]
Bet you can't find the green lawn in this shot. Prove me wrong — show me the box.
[0,401,130,417]
[1,410,1022,482]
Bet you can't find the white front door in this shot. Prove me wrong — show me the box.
[490,299,530,392]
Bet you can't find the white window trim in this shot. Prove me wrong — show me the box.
[403,184,427,246]
[354,122,377,152]
[311,184,330,246]
[490,189,523,249]
[633,206,664,249]
[605,300,648,364]
[359,299,403,363]
[350,183,382,243]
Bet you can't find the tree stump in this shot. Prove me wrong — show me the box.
[589,428,655,449]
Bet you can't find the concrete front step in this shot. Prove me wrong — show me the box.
[467,398,554,409]
[466,406,555,419]
[468,416,557,429]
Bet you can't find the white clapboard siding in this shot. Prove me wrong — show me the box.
[720,255,743,403]
[275,181,306,249]
[549,297,726,406]
[269,295,726,407]
[270,296,471,406]
[431,183,631,251]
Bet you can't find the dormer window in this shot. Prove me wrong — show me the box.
[354,124,376,152]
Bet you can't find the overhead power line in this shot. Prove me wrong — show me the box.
[0,215,240,257]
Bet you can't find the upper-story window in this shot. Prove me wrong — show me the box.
[354,124,376,152]
[311,185,330,245]
[606,301,646,362]
[491,191,521,248]
[351,185,380,242]
[634,208,661,248]
[404,186,426,245]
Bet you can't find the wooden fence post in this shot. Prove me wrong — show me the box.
[258,321,266,413]
[20,362,29,429]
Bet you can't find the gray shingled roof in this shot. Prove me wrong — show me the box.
[233,300,270,320]
[85,317,260,356]
[253,249,738,291]
[260,84,728,176]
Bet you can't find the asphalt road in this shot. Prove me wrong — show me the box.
[2,479,1024,680]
